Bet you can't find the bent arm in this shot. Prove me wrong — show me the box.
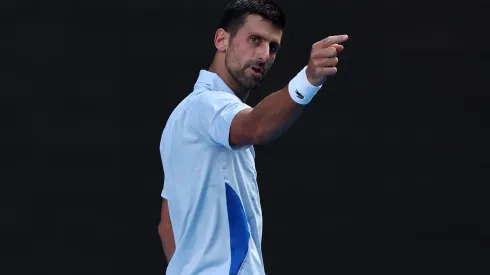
[158,198,175,262]
[230,35,349,148]
[230,84,304,146]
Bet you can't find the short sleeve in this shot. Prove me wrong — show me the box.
[192,91,251,150]
[161,181,169,199]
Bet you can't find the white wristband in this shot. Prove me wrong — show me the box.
[288,66,323,105]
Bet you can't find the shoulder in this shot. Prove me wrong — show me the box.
[191,90,249,115]
[192,89,242,107]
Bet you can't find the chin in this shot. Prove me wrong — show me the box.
[232,71,262,91]
[249,75,264,86]
[246,83,261,91]
[241,78,261,90]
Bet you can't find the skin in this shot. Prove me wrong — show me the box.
[158,198,174,262]
[210,14,283,102]
[158,13,348,263]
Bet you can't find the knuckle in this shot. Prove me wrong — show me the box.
[325,67,336,75]
[310,50,317,58]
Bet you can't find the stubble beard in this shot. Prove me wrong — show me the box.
[225,51,262,92]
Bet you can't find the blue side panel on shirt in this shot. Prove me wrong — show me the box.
[225,183,250,275]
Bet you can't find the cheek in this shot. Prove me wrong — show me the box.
[231,46,247,67]
[270,57,277,66]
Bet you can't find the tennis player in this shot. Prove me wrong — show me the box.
[158,0,348,274]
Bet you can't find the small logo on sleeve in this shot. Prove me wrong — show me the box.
[295,90,304,99]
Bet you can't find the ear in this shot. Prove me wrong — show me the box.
[214,28,229,52]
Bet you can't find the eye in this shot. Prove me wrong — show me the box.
[250,36,260,44]
[270,43,280,53]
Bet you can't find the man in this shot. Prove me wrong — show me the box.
[158,0,348,274]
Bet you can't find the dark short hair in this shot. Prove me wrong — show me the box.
[218,0,286,37]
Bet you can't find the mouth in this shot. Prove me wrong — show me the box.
[250,66,263,76]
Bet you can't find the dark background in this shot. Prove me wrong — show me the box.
[3,0,490,274]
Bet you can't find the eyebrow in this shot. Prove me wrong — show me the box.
[251,33,281,49]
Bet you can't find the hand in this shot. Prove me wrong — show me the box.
[306,34,349,86]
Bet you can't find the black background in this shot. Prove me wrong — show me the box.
[3,0,490,274]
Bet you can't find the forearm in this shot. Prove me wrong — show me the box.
[248,86,304,144]
[246,65,324,144]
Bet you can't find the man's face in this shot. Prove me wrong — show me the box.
[225,14,283,91]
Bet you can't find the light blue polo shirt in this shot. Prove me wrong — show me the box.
[160,70,265,275]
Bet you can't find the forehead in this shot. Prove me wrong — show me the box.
[237,14,283,42]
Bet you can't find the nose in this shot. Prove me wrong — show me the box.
[256,44,271,63]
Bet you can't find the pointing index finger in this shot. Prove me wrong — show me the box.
[320,34,349,47]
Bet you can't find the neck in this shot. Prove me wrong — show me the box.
[208,59,249,102]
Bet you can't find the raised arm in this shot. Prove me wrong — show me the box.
[229,35,348,147]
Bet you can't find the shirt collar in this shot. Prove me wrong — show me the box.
[194,69,235,95]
